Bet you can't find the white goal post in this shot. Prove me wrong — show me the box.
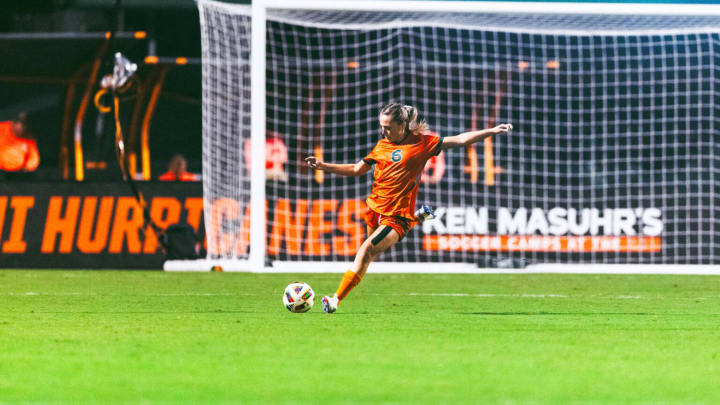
[165,0,720,273]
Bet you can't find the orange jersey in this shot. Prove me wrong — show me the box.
[0,121,39,172]
[158,171,199,181]
[363,132,443,220]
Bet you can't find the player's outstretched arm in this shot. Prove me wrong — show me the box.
[441,123,512,150]
[304,156,372,177]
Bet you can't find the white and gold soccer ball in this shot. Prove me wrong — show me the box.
[283,282,314,313]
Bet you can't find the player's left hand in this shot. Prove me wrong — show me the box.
[494,123,513,134]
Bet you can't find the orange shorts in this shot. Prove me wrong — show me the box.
[364,207,415,240]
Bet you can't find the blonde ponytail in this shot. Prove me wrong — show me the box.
[403,105,428,133]
[380,102,429,135]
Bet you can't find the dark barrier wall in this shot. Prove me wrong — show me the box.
[0,182,203,269]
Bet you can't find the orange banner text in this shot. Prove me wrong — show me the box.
[208,198,367,257]
[0,195,204,255]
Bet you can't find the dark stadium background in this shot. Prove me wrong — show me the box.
[1,1,717,268]
[0,0,240,180]
[1,0,711,181]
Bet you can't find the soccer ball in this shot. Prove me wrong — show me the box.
[283,282,314,313]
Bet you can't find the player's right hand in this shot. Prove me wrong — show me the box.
[304,156,322,169]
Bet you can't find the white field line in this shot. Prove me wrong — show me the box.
[7,292,713,300]
[7,292,237,296]
[407,292,646,299]
[409,292,568,298]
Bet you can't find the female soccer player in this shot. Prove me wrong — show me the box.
[305,103,512,313]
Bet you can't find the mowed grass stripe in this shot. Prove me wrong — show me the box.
[0,270,718,404]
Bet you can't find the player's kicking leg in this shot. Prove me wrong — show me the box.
[322,225,400,313]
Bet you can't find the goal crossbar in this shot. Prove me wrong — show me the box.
[260,0,720,15]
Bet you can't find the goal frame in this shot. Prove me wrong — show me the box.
[165,0,720,273]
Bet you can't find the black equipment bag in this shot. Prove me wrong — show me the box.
[162,223,199,260]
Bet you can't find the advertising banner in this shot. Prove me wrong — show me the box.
[0,181,712,269]
[208,191,675,265]
[0,182,203,269]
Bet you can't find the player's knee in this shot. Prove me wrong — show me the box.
[369,239,392,258]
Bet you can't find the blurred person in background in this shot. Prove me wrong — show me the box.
[0,112,39,179]
[158,154,199,181]
[243,132,289,182]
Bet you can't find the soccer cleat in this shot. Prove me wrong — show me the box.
[321,295,338,314]
[414,205,435,222]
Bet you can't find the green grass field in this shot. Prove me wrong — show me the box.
[0,270,719,404]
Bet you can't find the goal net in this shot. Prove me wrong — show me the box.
[184,0,720,272]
